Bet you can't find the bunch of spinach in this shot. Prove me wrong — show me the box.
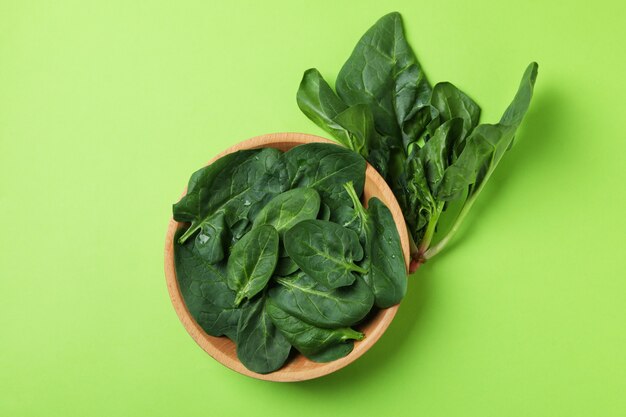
[297,12,538,269]
[173,143,406,374]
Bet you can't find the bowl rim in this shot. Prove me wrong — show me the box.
[164,132,410,382]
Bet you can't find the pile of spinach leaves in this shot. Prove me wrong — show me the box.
[173,143,406,374]
[297,12,538,269]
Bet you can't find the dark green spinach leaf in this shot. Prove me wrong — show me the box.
[297,12,538,264]
[227,225,279,306]
[252,188,321,235]
[296,68,351,149]
[429,82,481,140]
[266,299,363,363]
[194,211,227,263]
[174,228,240,340]
[344,182,407,307]
[236,295,292,374]
[269,272,374,328]
[436,63,538,202]
[175,148,281,250]
[229,218,252,247]
[335,12,431,145]
[173,151,251,224]
[274,256,300,277]
[318,203,331,221]
[285,220,367,289]
[283,143,365,212]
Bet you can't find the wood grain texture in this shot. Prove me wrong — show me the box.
[164,132,410,382]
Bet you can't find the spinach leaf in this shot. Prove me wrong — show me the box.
[423,63,538,258]
[173,229,240,340]
[175,148,282,249]
[236,295,292,374]
[429,82,481,138]
[227,225,279,306]
[296,68,351,149]
[274,256,300,277]
[194,211,227,263]
[332,104,379,156]
[396,150,436,243]
[269,272,374,328]
[285,220,367,289]
[436,63,538,201]
[173,151,251,224]
[334,204,361,231]
[318,203,331,221]
[296,12,538,265]
[366,134,393,178]
[252,188,321,236]
[420,118,465,194]
[266,299,363,363]
[282,143,366,212]
[365,198,408,307]
[335,12,431,146]
[344,182,407,307]
[305,343,356,363]
[228,218,251,247]
[297,71,385,162]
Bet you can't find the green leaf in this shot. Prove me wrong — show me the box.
[367,135,393,178]
[334,204,362,231]
[173,229,240,340]
[297,69,387,161]
[194,211,227,263]
[396,151,436,241]
[420,118,465,194]
[344,183,407,307]
[266,300,363,363]
[252,188,321,236]
[269,272,374,328]
[429,82,481,136]
[436,63,538,201]
[283,143,366,211]
[274,256,300,277]
[332,104,379,155]
[175,148,282,246]
[364,199,407,307]
[296,68,351,148]
[173,151,249,223]
[318,203,331,221]
[335,12,431,144]
[305,343,356,363]
[296,12,538,262]
[227,225,279,306]
[228,218,251,247]
[285,220,366,289]
[236,295,291,374]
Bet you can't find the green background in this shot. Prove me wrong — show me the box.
[1,0,624,415]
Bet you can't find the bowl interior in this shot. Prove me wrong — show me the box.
[164,132,410,382]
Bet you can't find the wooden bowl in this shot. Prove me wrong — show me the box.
[164,132,410,381]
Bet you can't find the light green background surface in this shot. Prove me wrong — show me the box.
[1,1,624,416]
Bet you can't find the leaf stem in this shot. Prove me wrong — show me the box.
[424,169,492,259]
[417,202,444,254]
[234,292,245,307]
[343,181,367,219]
[351,264,369,274]
[408,233,420,259]
[178,224,200,244]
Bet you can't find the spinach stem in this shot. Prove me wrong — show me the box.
[417,202,444,255]
[351,264,369,274]
[343,181,367,219]
[178,224,200,244]
[408,233,420,259]
[424,169,492,259]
